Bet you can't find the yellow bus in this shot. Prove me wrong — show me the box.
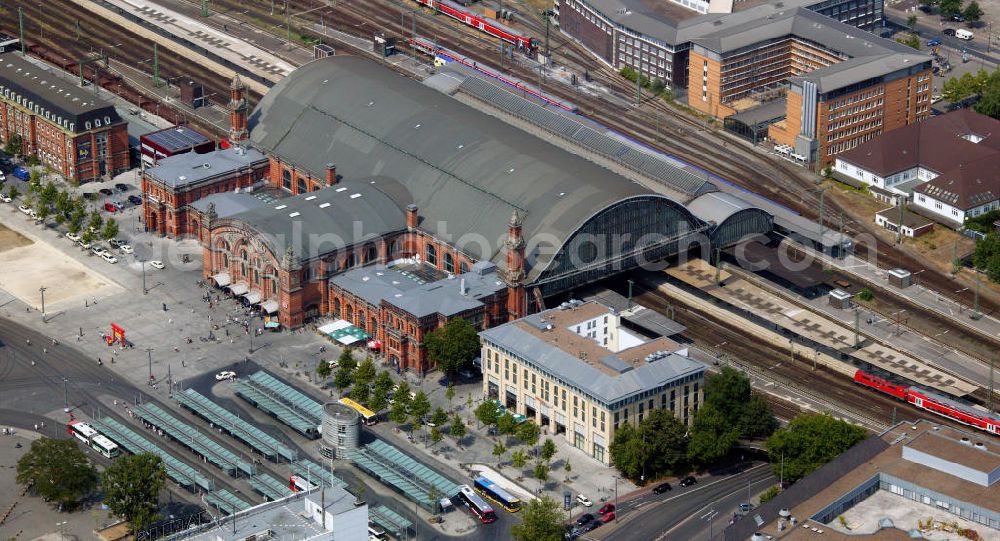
[338,397,379,425]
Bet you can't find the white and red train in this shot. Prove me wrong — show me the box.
[413,0,538,52]
[409,36,577,112]
[854,370,1000,436]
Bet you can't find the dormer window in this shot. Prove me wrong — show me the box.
[85,121,91,130]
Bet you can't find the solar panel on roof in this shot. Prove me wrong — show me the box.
[144,127,212,152]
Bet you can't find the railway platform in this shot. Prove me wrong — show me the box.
[665,259,979,398]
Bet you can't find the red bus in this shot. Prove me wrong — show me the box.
[459,485,497,524]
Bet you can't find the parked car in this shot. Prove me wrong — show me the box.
[458,369,475,380]
[421,415,437,427]
[679,476,697,487]
[739,503,754,513]
[108,238,123,248]
[120,244,134,254]
[574,514,594,526]
[77,239,91,250]
[128,194,143,205]
[951,13,965,21]
[598,503,615,515]
[438,377,450,387]
[653,482,672,494]
[927,38,942,46]
[582,520,602,532]
[215,371,236,381]
[115,183,130,191]
[600,512,615,523]
[943,28,957,36]
[12,166,29,181]
[66,232,81,242]
[91,246,108,257]
[919,4,932,11]
[104,202,117,213]
[0,193,11,203]
[111,200,125,210]
[102,253,118,264]
[149,260,165,269]
[576,494,593,507]
[99,188,113,196]
[17,204,32,215]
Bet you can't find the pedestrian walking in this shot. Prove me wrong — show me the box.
[33,424,37,431]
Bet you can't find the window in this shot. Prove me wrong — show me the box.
[444,252,455,273]
[282,169,292,189]
[425,244,437,265]
[460,261,469,273]
[297,177,307,194]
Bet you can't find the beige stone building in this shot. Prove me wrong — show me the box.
[479,300,706,465]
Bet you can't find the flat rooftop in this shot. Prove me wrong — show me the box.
[145,146,267,188]
[481,301,704,406]
[732,420,1000,541]
[140,125,213,153]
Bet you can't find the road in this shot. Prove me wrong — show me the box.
[596,464,776,541]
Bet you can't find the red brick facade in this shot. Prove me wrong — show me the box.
[0,103,129,183]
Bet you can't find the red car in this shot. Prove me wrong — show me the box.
[599,503,615,515]
[601,511,615,523]
[103,202,117,213]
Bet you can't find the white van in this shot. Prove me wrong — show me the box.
[956,29,974,40]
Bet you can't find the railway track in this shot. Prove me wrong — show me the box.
[0,0,258,136]
[611,269,991,435]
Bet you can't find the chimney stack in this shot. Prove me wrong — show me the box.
[325,163,337,186]
[460,278,467,295]
[406,204,419,229]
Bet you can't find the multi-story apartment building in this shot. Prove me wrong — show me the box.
[0,52,129,182]
[558,0,928,168]
[479,300,706,465]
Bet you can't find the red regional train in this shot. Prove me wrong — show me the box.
[413,0,538,52]
[854,370,1000,436]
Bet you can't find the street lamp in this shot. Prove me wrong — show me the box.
[39,285,47,321]
[146,348,154,384]
[248,314,256,354]
[139,258,148,294]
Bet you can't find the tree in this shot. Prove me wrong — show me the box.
[609,410,688,482]
[963,0,983,21]
[973,233,1000,283]
[35,202,50,223]
[424,318,480,376]
[332,352,357,392]
[39,181,57,206]
[475,400,499,429]
[517,422,541,452]
[497,412,517,437]
[315,359,332,380]
[389,400,409,425]
[6,183,18,201]
[492,441,507,465]
[55,190,71,215]
[67,217,81,236]
[907,14,918,31]
[5,133,22,156]
[80,228,95,248]
[370,371,395,412]
[350,381,370,405]
[540,438,557,463]
[704,367,777,439]
[88,210,103,233]
[70,206,86,233]
[354,356,377,387]
[939,0,962,17]
[16,438,97,509]
[410,390,431,423]
[430,427,443,446]
[102,217,119,241]
[450,414,467,441]
[511,449,528,470]
[766,413,867,482]
[687,403,741,466]
[431,406,449,427]
[533,462,550,486]
[974,69,1000,120]
[393,380,412,412]
[896,34,921,50]
[102,453,167,534]
[511,496,564,541]
[445,383,456,406]
[563,460,572,481]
